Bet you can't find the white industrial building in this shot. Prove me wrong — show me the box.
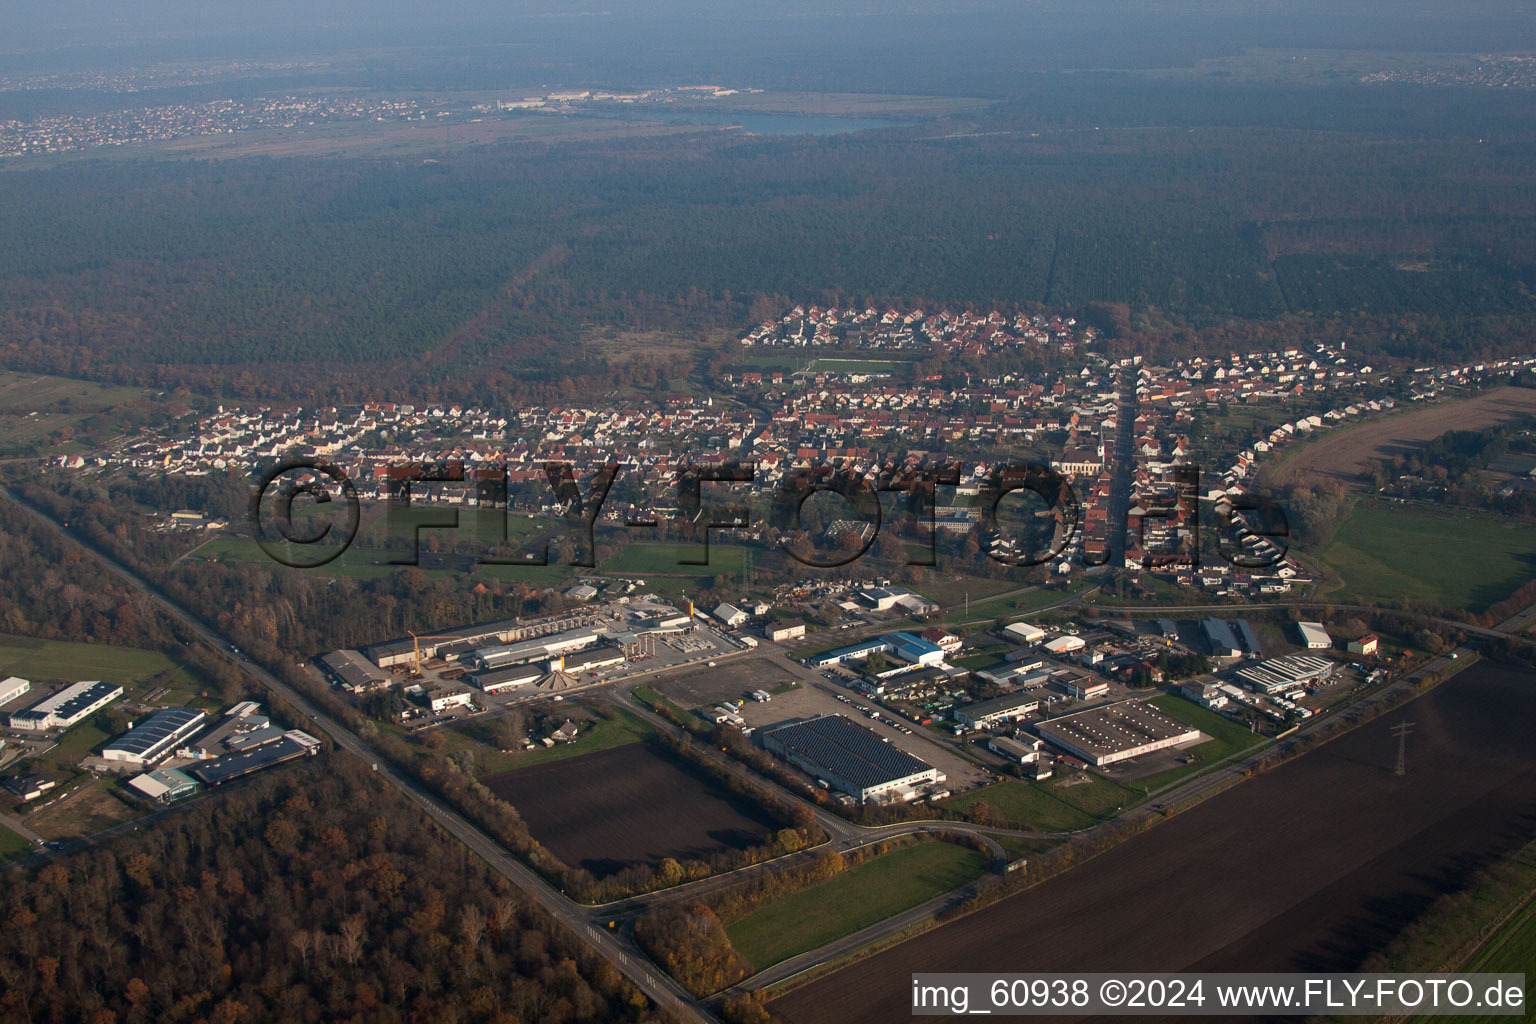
[1003,622,1046,645]
[102,707,207,766]
[1296,622,1332,649]
[0,676,30,707]
[760,714,942,803]
[1033,700,1201,767]
[1043,634,1085,656]
[8,681,123,731]
[468,665,543,693]
[428,690,475,713]
[713,602,748,627]
[1236,654,1335,695]
[765,619,806,642]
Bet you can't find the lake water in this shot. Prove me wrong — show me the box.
[603,107,907,136]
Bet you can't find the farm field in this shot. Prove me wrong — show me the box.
[483,741,781,877]
[1268,386,1536,490]
[1313,500,1536,613]
[727,841,990,972]
[908,574,1018,609]
[771,663,1536,1024]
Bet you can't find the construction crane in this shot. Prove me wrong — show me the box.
[408,631,465,675]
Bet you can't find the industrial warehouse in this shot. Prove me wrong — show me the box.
[1236,654,1337,695]
[318,649,389,693]
[7,680,123,731]
[101,707,207,766]
[0,676,30,708]
[807,632,946,669]
[1032,700,1201,766]
[189,729,321,786]
[759,714,943,803]
[953,692,1041,731]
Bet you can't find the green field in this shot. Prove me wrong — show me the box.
[1314,500,1536,613]
[725,841,990,971]
[0,633,204,698]
[807,358,907,374]
[938,579,1091,624]
[599,542,750,578]
[951,652,1007,671]
[1134,695,1268,792]
[432,707,656,776]
[1463,895,1536,975]
[0,371,157,453]
[939,780,1097,833]
[1421,896,1536,1024]
[1044,772,1138,817]
[0,826,33,863]
[908,574,1018,609]
[993,833,1058,861]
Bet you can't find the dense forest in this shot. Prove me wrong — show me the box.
[0,759,661,1024]
[1,78,1534,404]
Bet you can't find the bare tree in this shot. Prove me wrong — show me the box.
[289,931,312,969]
[336,916,365,966]
[458,905,486,951]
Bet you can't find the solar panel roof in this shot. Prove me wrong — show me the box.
[104,707,205,756]
[763,714,933,789]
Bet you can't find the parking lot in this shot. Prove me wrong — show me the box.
[654,653,995,793]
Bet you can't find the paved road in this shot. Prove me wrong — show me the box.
[0,808,43,847]
[0,485,717,1024]
[1105,364,1139,568]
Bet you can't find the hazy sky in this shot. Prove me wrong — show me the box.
[6,2,1535,78]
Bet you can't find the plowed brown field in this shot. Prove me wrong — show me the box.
[1268,386,1536,489]
[771,663,1536,1024]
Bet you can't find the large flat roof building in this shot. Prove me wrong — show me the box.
[0,676,30,708]
[1033,700,1200,766]
[188,730,320,786]
[8,680,123,731]
[760,714,941,803]
[1003,622,1047,645]
[467,665,544,693]
[102,707,207,765]
[319,650,389,693]
[807,632,945,669]
[1236,654,1335,695]
[953,692,1042,730]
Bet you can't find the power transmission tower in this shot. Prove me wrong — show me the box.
[1392,721,1415,776]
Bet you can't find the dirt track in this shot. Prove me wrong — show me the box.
[770,664,1536,1024]
[1268,386,1536,489]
